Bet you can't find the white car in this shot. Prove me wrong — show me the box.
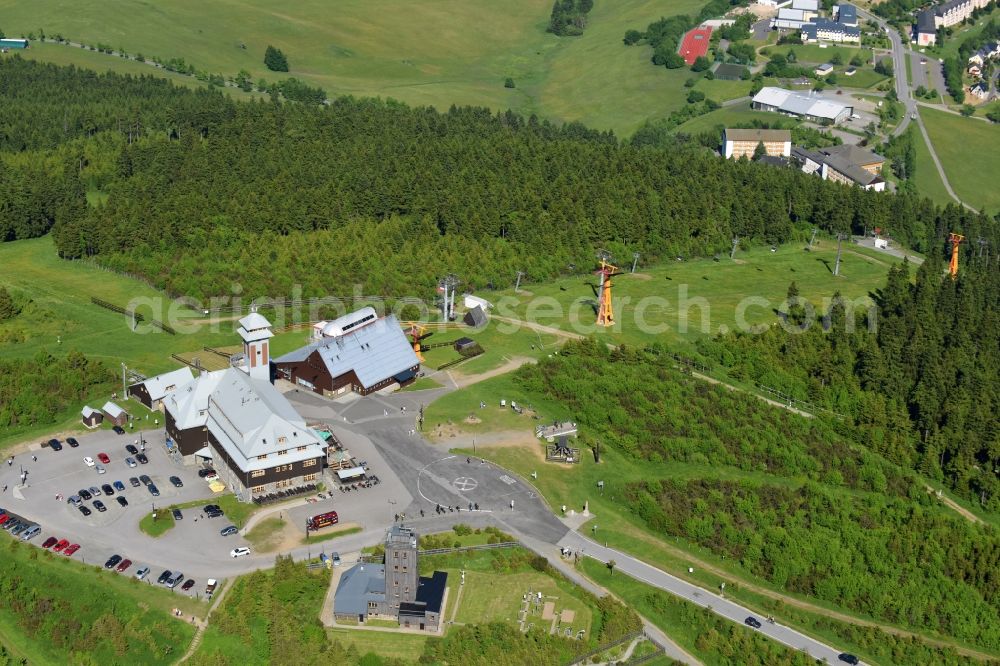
[230,547,251,558]
[96,464,106,475]
[83,456,95,467]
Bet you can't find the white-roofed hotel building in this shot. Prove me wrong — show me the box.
[163,312,327,500]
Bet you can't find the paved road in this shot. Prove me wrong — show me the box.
[557,531,859,665]
[2,385,860,664]
[860,9,976,211]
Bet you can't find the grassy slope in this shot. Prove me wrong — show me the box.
[0,0,721,136]
[487,241,905,352]
[912,120,954,205]
[10,42,259,101]
[921,107,1000,213]
[0,539,200,663]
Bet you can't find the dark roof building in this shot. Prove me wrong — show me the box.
[463,305,488,329]
[333,526,447,631]
[836,3,858,26]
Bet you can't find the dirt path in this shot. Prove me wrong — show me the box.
[622,528,997,662]
[689,370,816,419]
[179,578,232,663]
[926,485,984,525]
[490,316,585,341]
[450,355,536,388]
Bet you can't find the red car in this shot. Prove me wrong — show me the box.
[116,558,132,573]
[181,578,196,591]
[42,536,58,549]
[0,514,10,526]
[63,544,81,556]
[97,452,111,464]
[53,539,70,552]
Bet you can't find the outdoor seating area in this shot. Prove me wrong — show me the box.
[251,483,317,505]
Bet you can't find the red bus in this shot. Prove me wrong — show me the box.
[307,511,339,531]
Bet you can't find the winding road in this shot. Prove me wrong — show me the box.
[859,9,978,212]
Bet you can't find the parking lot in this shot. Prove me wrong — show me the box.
[0,427,254,584]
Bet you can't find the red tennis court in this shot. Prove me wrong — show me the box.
[679,26,713,65]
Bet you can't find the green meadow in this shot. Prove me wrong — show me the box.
[484,240,907,352]
[921,107,1000,214]
[0,0,723,136]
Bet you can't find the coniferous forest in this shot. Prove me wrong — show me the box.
[0,57,996,301]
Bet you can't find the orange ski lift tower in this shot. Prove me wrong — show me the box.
[948,233,965,279]
[406,322,431,362]
[594,250,621,327]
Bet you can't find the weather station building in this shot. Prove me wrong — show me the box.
[163,311,327,500]
[334,526,447,631]
[275,307,420,397]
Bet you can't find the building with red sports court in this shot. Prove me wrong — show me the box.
[679,26,713,65]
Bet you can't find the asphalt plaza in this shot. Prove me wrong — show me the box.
[0,427,250,583]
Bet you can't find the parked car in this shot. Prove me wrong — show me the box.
[2,519,18,532]
[139,475,152,486]
[332,552,341,567]
[205,508,223,518]
[104,555,123,569]
[125,457,137,468]
[230,547,251,558]
[136,453,149,465]
[101,484,115,496]
[167,572,185,588]
[198,468,216,478]
[93,500,107,512]
[220,525,238,537]
[11,522,29,536]
[157,570,173,585]
[112,425,125,435]
[78,505,92,517]
[66,437,79,448]
[147,484,160,497]
[64,543,80,556]
[116,558,132,573]
[837,654,860,665]
[97,452,110,464]
[53,539,69,552]
[48,439,63,451]
[20,525,41,541]
[129,477,141,487]
[172,508,183,521]
[96,464,107,475]
[182,578,196,591]
[116,496,128,507]
[88,486,101,497]
[169,476,183,488]
[42,536,58,549]
[67,495,82,507]
[135,566,150,580]
[78,488,93,500]
[744,616,762,629]
[126,444,138,455]
[83,456,95,467]
[205,579,218,596]
[0,514,9,527]
[113,480,126,492]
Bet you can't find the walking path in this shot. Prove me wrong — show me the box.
[179,578,232,663]
[859,8,978,213]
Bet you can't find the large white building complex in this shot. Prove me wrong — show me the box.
[751,87,853,124]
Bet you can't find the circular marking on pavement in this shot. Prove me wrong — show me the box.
[452,477,478,492]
